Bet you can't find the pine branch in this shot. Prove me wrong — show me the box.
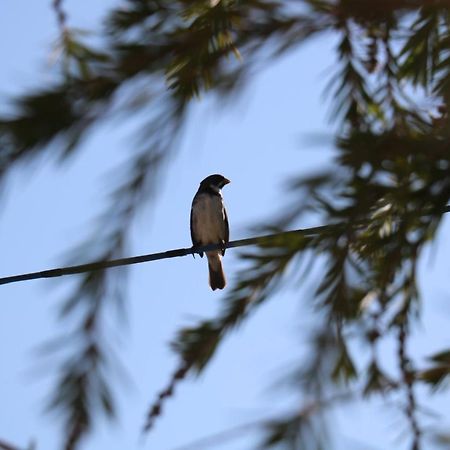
[52,0,67,35]
[398,322,422,450]
[171,391,352,450]
[0,439,31,450]
[143,227,319,432]
[42,96,187,450]
[0,442,19,450]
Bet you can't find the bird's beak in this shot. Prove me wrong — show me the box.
[223,178,231,185]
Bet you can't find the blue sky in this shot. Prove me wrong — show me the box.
[1,2,450,450]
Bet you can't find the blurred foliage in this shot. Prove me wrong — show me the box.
[0,438,35,450]
[1,1,450,450]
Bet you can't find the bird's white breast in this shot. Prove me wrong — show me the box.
[191,193,226,244]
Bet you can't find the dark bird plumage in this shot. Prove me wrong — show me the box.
[190,174,230,290]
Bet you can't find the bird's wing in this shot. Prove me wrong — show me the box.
[190,195,203,255]
[222,202,229,256]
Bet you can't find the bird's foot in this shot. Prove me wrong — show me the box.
[191,246,204,258]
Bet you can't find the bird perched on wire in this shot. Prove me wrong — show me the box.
[190,174,230,290]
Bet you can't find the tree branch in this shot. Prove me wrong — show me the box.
[52,0,67,34]
[0,439,25,450]
[171,391,352,450]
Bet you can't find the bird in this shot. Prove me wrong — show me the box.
[190,174,230,290]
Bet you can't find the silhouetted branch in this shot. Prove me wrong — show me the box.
[144,227,318,432]
[143,363,189,433]
[44,97,186,450]
[171,391,352,450]
[398,321,422,450]
[52,0,67,34]
[0,439,26,450]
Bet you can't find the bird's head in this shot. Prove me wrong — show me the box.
[199,174,230,192]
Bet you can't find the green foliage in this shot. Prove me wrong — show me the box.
[2,1,450,450]
[259,413,327,450]
[418,350,450,390]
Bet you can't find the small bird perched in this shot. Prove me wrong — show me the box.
[190,174,230,290]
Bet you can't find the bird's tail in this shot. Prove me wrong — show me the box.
[207,252,226,290]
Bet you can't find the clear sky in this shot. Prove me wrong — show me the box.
[1,2,449,450]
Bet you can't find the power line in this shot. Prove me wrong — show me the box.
[2,204,449,287]
[0,225,330,286]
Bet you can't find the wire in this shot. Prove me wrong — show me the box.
[0,225,330,286]
[2,204,449,287]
